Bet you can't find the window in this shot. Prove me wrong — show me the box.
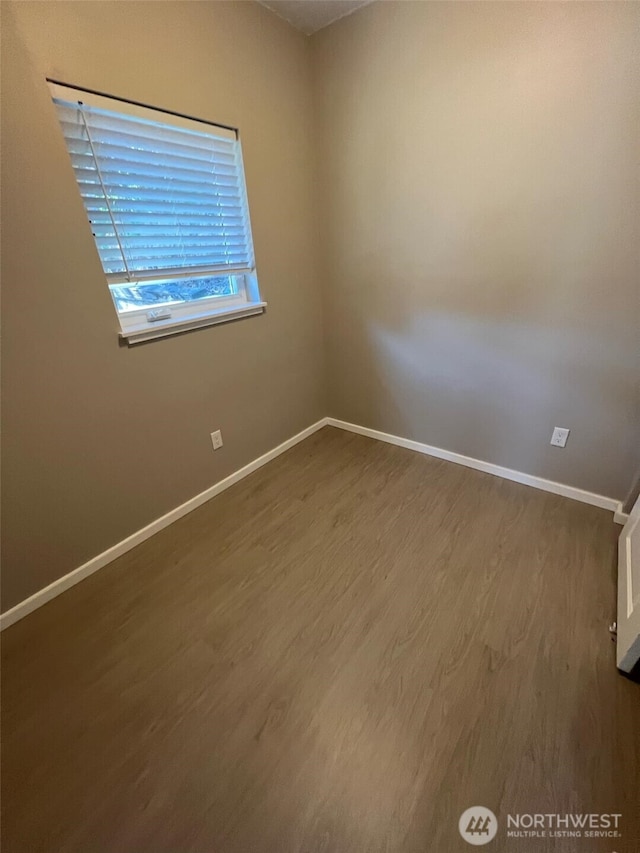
[49,81,265,344]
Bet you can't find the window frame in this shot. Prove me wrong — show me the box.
[115,273,265,344]
[48,81,266,344]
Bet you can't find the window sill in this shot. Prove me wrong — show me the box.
[119,301,267,345]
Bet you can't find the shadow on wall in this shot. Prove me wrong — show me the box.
[375,313,632,477]
[331,301,636,493]
[324,206,637,498]
[324,137,637,498]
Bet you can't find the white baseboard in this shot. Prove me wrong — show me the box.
[326,418,622,515]
[614,510,629,526]
[2,415,624,630]
[0,419,328,631]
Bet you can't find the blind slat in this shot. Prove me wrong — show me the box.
[58,128,237,171]
[96,236,248,246]
[81,191,244,209]
[56,107,236,154]
[80,186,243,203]
[91,225,247,238]
[107,262,253,285]
[99,257,250,271]
[76,174,241,194]
[65,140,238,172]
[96,247,250,263]
[70,157,238,182]
[84,198,243,214]
[87,213,245,227]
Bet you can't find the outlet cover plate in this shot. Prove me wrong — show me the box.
[550,427,570,448]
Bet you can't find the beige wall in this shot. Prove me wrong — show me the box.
[313,0,639,500]
[1,1,325,610]
[3,0,639,614]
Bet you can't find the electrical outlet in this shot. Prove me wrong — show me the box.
[210,429,223,451]
[550,427,570,448]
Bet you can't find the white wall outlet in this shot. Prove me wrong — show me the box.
[210,429,223,451]
[550,427,570,448]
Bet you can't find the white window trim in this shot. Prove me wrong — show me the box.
[114,271,266,344]
[120,300,267,345]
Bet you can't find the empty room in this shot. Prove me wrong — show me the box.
[1,0,639,850]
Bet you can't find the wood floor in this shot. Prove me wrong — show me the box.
[2,426,638,852]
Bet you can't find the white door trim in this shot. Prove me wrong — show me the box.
[617,495,640,672]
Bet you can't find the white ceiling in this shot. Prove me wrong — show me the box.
[259,0,373,35]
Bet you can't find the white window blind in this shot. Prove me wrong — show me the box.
[48,82,264,343]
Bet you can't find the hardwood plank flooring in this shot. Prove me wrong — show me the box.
[2,426,638,852]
